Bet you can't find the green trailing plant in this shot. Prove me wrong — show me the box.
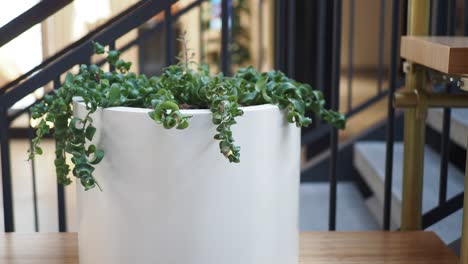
[29,34,345,191]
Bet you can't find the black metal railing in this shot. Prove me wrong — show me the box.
[0,0,184,232]
[300,0,466,233]
[0,0,73,48]
[0,0,466,237]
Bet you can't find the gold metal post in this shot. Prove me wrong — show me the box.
[461,142,468,264]
[400,0,430,231]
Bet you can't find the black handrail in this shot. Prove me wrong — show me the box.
[0,0,177,109]
[0,0,73,48]
[4,0,207,117]
[0,0,148,95]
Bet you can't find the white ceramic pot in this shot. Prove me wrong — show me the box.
[74,99,300,264]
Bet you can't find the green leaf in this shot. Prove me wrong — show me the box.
[89,149,104,164]
[288,98,305,114]
[65,73,74,84]
[108,84,121,104]
[87,144,96,155]
[35,146,43,155]
[85,126,96,140]
[159,101,179,111]
[261,87,272,102]
[254,77,266,92]
[69,117,84,133]
[107,50,120,65]
[176,119,189,129]
[93,42,105,54]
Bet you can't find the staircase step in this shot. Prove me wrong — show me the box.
[354,141,464,242]
[427,108,468,148]
[300,182,379,231]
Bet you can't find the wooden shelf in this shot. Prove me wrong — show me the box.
[0,231,458,263]
[401,36,468,74]
[301,231,458,264]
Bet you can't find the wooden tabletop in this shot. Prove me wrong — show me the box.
[0,231,458,264]
[401,36,468,74]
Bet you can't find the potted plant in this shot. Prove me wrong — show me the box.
[29,36,345,264]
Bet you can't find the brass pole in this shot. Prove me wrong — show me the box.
[460,140,468,264]
[400,0,430,231]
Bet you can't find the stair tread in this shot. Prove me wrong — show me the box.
[300,183,379,231]
[354,141,464,211]
[427,108,468,148]
[354,141,464,243]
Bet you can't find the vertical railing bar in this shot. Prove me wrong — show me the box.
[383,0,400,231]
[447,0,456,35]
[431,0,448,35]
[377,0,386,94]
[165,6,174,66]
[287,0,296,77]
[329,0,342,231]
[438,84,451,206]
[221,0,231,76]
[257,0,264,70]
[438,0,456,206]
[464,0,468,35]
[109,41,116,72]
[54,77,67,232]
[346,0,355,113]
[199,4,205,64]
[314,0,327,130]
[0,106,14,232]
[274,0,286,71]
[27,111,39,232]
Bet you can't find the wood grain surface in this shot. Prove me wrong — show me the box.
[0,231,458,263]
[0,233,78,264]
[401,36,468,74]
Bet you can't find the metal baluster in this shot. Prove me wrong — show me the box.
[447,0,456,36]
[221,0,231,75]
[54,77,67,232]
[438,0,456,206]
[287,0,296,78]
[199,4,205,64]
[165,6,174,66]
[377,0,386,94]
[465,0,468,35]
[383,0,401,231]
[347,0,355,113]
[315,0,327,130]
[438,84,451,205]
[274,0,286,71]
[257,0,264,70]
[431,0,448,35]
[27,111,39,232]
[329,0,342,231]
[461,136,468,264]
[0,106,14,232]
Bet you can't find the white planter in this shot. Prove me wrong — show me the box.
[74,99,300,264]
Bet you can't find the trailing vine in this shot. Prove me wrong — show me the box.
[29,36,345,191]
